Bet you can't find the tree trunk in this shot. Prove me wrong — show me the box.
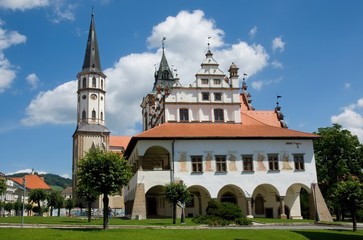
[50,207,53,216]
[57,208,60,217]
[172,202,176,224]
[352,213,357,232]
[87,201,92,222]
[38,201,42,216]
[103,194,109,230]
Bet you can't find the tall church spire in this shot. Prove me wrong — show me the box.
[82,12,102,73]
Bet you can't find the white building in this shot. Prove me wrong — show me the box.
[123,45,331,221]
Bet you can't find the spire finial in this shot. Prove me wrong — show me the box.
[207,36,211,50]
[276,95,282,108]
[91,6,94,16]
[162,37,166,50]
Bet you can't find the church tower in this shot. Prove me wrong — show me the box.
[72,13,110,190]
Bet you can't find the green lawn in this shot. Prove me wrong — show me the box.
[0,228,362,240]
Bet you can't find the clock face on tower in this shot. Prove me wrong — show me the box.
[90,94,97,100]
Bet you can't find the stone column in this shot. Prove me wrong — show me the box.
[246,197,253,218]
[279,196,287,219]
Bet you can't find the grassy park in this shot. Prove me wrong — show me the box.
[0,217,362,240]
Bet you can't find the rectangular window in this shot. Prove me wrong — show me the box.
[214,92,222,101]
[293,154,305,170]
[214,109,224,121]
[201,79,208,85]
[242,155,253,171]
[191,156,203,173]
[202,92,210,101]
[179,108,189,121]
[215,155,227,172]
[213,79,221,85]
[268,154,279,170]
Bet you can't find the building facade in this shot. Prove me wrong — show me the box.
[123,46,331,221]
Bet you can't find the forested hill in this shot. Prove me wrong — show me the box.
[6,172,71,190]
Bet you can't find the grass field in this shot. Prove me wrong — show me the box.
[0,217,362,240]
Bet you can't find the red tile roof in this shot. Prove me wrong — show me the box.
[241,111,281,127]
[109,136,131,149]
[134,123,318,139]
[11,174,51,190]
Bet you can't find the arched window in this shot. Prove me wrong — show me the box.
[101,79,104,89]
[82,110,86,121]
[214,108,224,122]
[82,77,86,88]
[92,110,96,120]
[100,112,103,121]
[92,77,96,88]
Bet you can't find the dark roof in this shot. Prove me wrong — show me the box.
[74,124,110,134]
[81,13,102,73]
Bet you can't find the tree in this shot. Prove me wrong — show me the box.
[314,124,363,220]
[77,147,132,229]
[164,181,190,224]
[28,189,47,216]
[76,181,98,222]
[0,178,6,196]
[47,190,64,216]
[333,176,363,231]
[4,202,13,216]
[65,198,75,217]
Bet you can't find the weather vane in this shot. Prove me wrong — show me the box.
[162,37,166,49]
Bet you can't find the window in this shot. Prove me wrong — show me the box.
[214,109,224,121]
[82,110,86,121]
[92,110,96,120]
[214,92,222,101]
[215,155,227,172]
[213,79,221,85]
[191,156,203,173]
[202,92,209,101]
[268,154,279,170]
[293,154,305,170]
[179,108,189,121]
[82,77,86,88]
[100,112,104,121]
[201,79,208,85]
[242,155,253,171]
[101,79,104,89]
[92,77,96,87]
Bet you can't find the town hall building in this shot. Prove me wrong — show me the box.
[72,14,332,221]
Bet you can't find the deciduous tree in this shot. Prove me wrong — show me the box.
[164,181,190,224]
[28,189,47,216]
[77,147,132,229]
[314,124,363,220]
[47,190,64,216]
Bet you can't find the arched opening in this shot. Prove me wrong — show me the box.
[252,184,280,218]
[255,194,264,215]
[186,185,211,217]
[145,185,169,218]
[141,146,170,171]
[92,110,96,120]
[278,205,290,219]
[221,192,237,204]
[92,77,96,87]
[100,112,103,121]
[82,110,86,121]
[82,77,86,88]
[285,184,312,220]
[217,185,247,215]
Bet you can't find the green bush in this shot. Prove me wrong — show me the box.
[193,200,251,226]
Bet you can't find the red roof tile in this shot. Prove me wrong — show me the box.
[134,123,318,139]
[11,174,51,190]
[241,111,281,127]
[109,136,131,149]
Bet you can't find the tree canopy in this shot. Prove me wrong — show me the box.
[0,178,6,196]
[314,123,363,220]
[77,147,132,229]
[28,189,47,216]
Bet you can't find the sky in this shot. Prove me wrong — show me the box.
[0,0,362,179]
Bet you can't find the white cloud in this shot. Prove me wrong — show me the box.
[22,10,272,135]
[331,98,363,142]
[21,81,77,125]
[272,36,285,52]
[6,168,47,175]
[49,0,76,23]
[344,83,351,89]
[251,81,263,91]
[271,59,283,69]
[0,0,49,10]
[249,26,258,38]
[25,73,40,90]
[0,21,27,93]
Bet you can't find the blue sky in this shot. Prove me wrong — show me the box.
[0,0,362,178]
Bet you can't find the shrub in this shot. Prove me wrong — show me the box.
[193,200,251,226]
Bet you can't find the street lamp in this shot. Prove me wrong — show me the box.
[21,177,26,228]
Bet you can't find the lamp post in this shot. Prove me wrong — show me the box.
[21,177,26,228]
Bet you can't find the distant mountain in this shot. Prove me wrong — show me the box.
[6,172,72,190]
